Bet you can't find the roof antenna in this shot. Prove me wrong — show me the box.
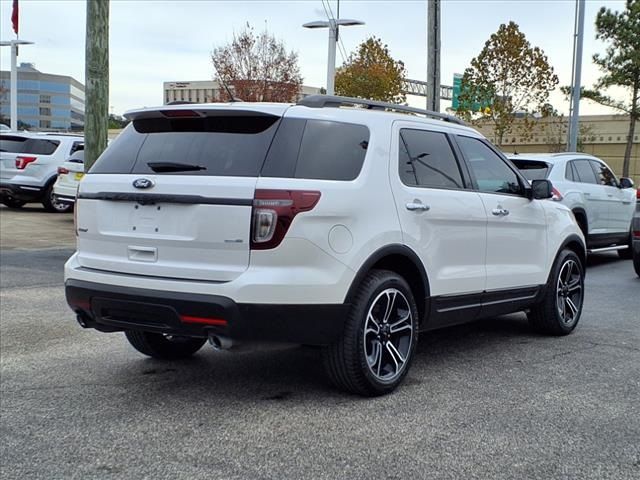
[212,60,241,102]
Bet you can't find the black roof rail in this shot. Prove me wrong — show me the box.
[297,94,466,126]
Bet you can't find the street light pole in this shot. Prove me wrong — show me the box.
[326,19,337,95]
[0,40,34,130]
[568,0,585,152]
[303,18,364,96]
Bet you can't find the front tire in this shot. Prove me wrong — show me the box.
[1,197,26,209]
[42,183,72,213]
[125,331,206,360]
[322,270,419,396]
[528,249,585,335]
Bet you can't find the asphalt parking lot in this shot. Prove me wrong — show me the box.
[1,205,639,480]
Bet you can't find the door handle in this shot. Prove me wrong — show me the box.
[406,202,430,212]
[492,208,510,216]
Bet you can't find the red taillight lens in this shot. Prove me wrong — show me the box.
[160,109,202,118]
[551,187,563,201]
[15,156,37,169]
[633,231,640,239]
[636,188,639,200]
[57,166,70,175]
[250,189,321,250]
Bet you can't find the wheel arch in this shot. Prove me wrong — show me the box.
[558,233,587,276]
[344,244,430,323]
[571,207,588,236]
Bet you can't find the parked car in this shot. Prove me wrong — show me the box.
[65,96,586,396]
[0,133,83,212]
[633,189,640,277]
[0,132,34,208]
[508,153,636,258]
[53,150,85,206]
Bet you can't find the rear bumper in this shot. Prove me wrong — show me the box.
[65,279,349,345]
[0,182,44,201]
[54,193,76,204]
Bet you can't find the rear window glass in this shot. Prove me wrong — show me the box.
[511,159,550,181]
[90,113,280,176]
[21,139,60,155]
[0,135,29,153]
[261,119,369,181]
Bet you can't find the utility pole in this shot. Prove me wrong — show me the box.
[567,0,585,152]
[426,0,441,112]
[84,0,110,170]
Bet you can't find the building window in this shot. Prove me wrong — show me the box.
[40,119,51,128]
[39,107,51,116]
[40,95,51,103]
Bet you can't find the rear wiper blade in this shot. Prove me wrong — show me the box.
[147,162,206,172]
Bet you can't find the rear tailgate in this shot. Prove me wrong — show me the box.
[75,106,286,282]
[77,174,255,282]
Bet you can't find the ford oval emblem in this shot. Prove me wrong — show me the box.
[133,178,154,189]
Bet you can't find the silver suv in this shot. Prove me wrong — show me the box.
[509,153,636,258]
[0,133,83,212]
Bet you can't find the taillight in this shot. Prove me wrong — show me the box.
[633,230,640,239]
[57,166,70,175]
[15,156,37,169]
[551,187,563,201]
[636,188,639,201]
[250,189,321,250]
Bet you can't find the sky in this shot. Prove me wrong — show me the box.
[0,0,631,116]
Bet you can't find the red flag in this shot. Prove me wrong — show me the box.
[11,0,19,36]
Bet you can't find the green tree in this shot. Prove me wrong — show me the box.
[568,0,639,177]
[457,22,558,146]
[212,24,303,103]
[335,37,407,104]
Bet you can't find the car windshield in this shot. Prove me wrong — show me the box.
[511,159,550,181]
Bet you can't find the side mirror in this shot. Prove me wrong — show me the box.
[531,179,553,199]
[619,177,634,189]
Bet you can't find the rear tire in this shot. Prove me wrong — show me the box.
[322,269,419,396]
[528,249,584,336]
[42,183,72,213]
[617,229,633,259]
[125,331,206,360]
[1,198,26,209]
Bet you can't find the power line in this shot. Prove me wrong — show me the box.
[321,0,348,63]
[324,0,349,62]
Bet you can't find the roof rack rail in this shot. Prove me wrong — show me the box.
[297,94,466,126]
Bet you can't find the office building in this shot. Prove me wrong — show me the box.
[0,63,85,131]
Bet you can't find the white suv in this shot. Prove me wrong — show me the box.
[0,133,83,212]
[509,153,636,258]
[65,96,586,396]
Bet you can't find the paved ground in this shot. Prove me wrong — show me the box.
[1,205,639,480]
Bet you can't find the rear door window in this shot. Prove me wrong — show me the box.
[21,138,60,155]
[90,113,281,176]
[572,160,598,184]
[510,159,550,181]
[398,129,464,189]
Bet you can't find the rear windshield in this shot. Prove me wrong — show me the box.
[21,138,61,155]
[90,112,370,181]
[511,159,550,181]
[0,135,30,153]
[90,113,281,176]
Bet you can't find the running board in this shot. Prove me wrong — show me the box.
[587,245,629,254]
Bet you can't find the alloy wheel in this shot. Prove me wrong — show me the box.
[556,259,583,326]
[363,288,414,382]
